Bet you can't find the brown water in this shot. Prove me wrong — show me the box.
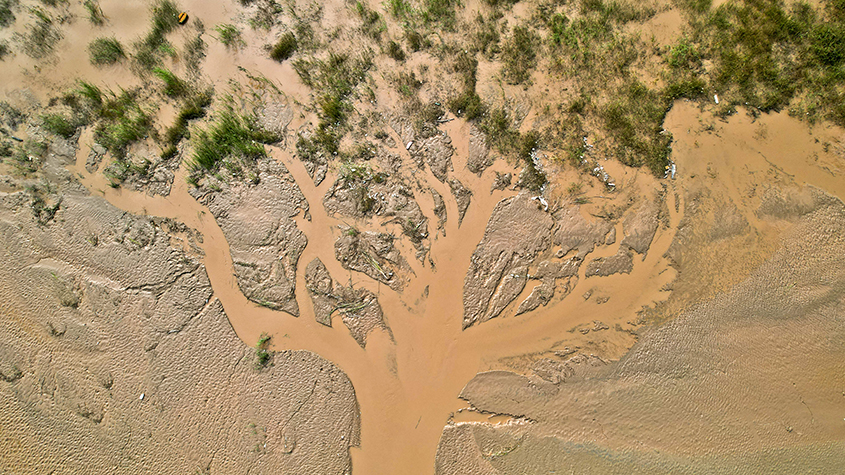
[68,112,682,473]
[14,0,684,470]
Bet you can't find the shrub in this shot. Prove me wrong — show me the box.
[189,105,278,176]
[152,67,185,97]
[501,26,538,84]
[0,0,17,28]
[270,32,297,61]
[88,37,124,65]
[41,113,77,138]
[386,40,405,61]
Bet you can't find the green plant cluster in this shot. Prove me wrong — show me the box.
[3,140,46,176]
[0,0,17,28]
[215,23,244,48]
[293,51,373,163]
[133,0,180,70]
[187,104,279,182]
[161,88,212,159]
[254,333,271,369]
[88,37,124,65]
[16,7,61,59]
[686,0,845,123]
[270,32,297,61]
[83,0,105,26]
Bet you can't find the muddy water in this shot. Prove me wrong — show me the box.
[666,101,845,204]
[67,112,682,474]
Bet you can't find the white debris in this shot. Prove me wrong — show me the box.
[531,196,549,212]
[406,141,413,150]
[139,393,145,400]
[714,94,719,104]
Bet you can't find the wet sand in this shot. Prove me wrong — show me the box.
[3,0,845,472]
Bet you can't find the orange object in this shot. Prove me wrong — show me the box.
[178,12,188,25]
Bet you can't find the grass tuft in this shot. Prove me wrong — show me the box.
[88,37,124,65]
[41,113,77,138]
[83,0,105,25]
[215,23,244,48]
[270,32,297,62]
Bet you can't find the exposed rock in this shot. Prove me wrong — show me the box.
[85,143,106,173]
[490,172,512,193]
[552,206,614,259]
[431,187,447,235]
[584,248,634,277]
[0,190,359,474]
[620,200,660,257]
[409,133,454,182]
[335,230,406,291]
[515,276,555,315]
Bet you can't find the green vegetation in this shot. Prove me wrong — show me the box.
[248,0,283,30]
[152,67,186,97]
[40,0,68,7]
[501,26,538,84]
[83,0,105,25]
[5,140,46,176]
[356,1,385,41]
[255,333,271,369]
[184,32,206,76]
[133,0,180,70]
[161,89,212,159]
[65,82,153,163]
[41,112,77,138]
[94,91,153,159]
[293,51,373,163]
[447,52,484,120]
[88,37,124,65]
[215,23,244,48]
[269,32,297,61]
[16,7,61,59]
[0,0,17,28]
[187,104,279,182]
[420,0,459,29]
[0,40,9,60]
[27,184,61,225]
[681,0,845,123]
[386,40,405,61]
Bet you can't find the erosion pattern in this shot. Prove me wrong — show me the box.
[436,186,845,473]
[0,188,358,473]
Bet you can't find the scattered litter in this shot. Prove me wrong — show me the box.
[714,94,719,104]
[139,393,145,400]
[406,141,413,150]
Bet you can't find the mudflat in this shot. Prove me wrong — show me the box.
[2,0,845,473]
